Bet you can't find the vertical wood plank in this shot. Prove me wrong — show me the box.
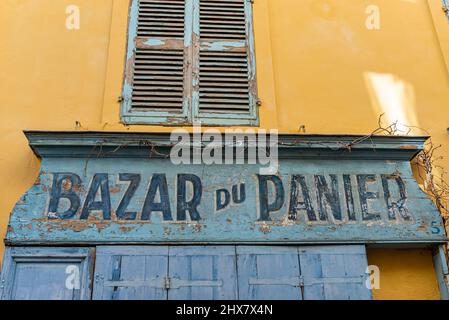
[92,246,169,300]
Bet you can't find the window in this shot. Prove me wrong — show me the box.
[121,0,258,126]
[0,247,93,300]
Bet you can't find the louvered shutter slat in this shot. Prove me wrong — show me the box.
[131,0,186,112]
[138,0,186,38]
[198,0,254,115]
[122,0,257,125]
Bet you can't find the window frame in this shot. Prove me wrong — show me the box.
[121,0,259,126]
[0,247,94,300]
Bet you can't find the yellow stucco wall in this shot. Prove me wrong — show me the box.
[1,0,448,299]
[368,248,441,300]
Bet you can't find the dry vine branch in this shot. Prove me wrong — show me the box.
[415,140,449,226]
[369,114,449,267]
[368,115,449,227]
[90,115,449,231]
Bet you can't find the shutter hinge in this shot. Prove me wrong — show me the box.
[118,96,124,103]
[164,277,171,289]
[299,276,305,288]
[256,99,262,107]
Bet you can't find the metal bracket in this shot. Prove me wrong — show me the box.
[303,275,365,286]
[249,275,365,288]
[104,278,166,288]
[170,278,223,289]
[102,277,222,290]
[249,276,304,287]
[164,277,171,290]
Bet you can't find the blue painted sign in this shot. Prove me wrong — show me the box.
[5,132,447,245]
[46,171,409,223]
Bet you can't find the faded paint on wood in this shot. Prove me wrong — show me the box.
[93,245,238,300]
[91,245,371,300]
[0,247,93,300]
[93,246,168,300]
[299,245,372,300]
[6,132,446,245]
[121,0,259,126]
[168,246,238,300]
[237,246,303,300]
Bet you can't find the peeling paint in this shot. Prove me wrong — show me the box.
[4,132,447,245]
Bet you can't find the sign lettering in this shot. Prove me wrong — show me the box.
[47,172,410,224]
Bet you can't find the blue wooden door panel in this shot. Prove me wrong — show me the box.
[92,246,168,300]
[236,246,302,300]
[299,245,372,300]
[1,245,372,300]
[0,247,93,300]
[168,246,238,300]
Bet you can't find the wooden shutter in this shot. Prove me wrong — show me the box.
[299,245,372,300]
[168,246,238,300]
[92,246,237,300]
[0,247,93,300]
[93,246,169,300]
[194,0,258,125]
[122,0,258,125]
[236,246,303,300]
[122,0,190,124]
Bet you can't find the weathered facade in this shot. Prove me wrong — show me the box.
[1,0,449,300]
